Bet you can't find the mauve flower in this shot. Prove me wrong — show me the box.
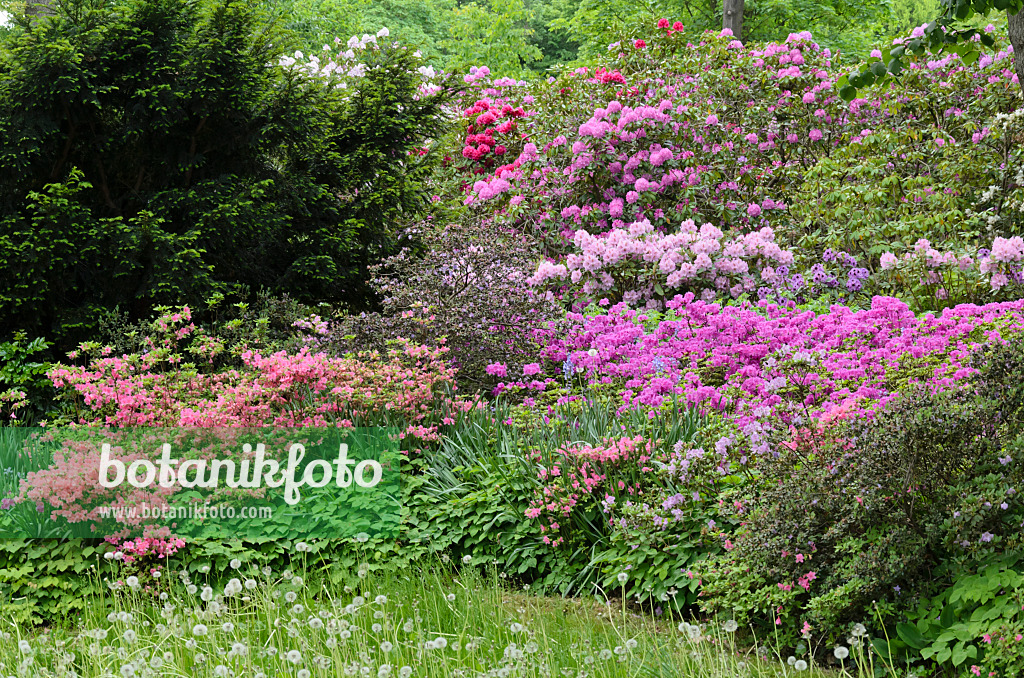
[485,362,508,377]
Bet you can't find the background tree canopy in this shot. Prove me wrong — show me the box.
[0,0,455,351]
[254,0,1010,75]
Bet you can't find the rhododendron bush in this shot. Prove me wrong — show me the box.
[442,23,1023,311]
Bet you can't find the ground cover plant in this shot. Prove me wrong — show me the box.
[5,2,1024,678]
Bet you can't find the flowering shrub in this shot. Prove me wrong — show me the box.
[696,337,1024,659]
[527,219,796,304]
[528,295,1024,438]
[423,20,1024,318]
[873,236,1024,310]
[493,25,1018,240]
[527,435,656,550]
[49,307,468,437]
[522,428,734,610]
[18,436,179,533]
[457,82,531,174]
[325,221,561,392]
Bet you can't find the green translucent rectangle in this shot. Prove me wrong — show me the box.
[0,427,401,539]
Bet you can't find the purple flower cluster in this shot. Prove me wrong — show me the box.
[525,295,1024,460]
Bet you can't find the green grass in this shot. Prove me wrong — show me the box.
[0,552,886,678]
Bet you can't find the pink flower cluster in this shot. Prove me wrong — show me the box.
[528,218,795,303]
[18,438,178,538]
[525,436,653,546]
[529,295,1024,458]
[877,236,1024,299]
[458,96,529,171]
[50,333,470,439]
[108,536,186,563]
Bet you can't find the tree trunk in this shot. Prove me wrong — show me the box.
[723,0,744,42]
[1010,7,1024,94]
[25,0,55,21]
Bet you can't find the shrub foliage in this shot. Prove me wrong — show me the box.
[0,0,455,349]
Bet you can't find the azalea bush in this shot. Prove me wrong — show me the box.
[48,307,471,438]
[521,295,1024,431]
[696,336,1024,671]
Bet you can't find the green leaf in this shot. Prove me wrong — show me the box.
[896,622,928,650]
[940,604,957,628]
[871,637,892,660]
[951,640,976,666]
